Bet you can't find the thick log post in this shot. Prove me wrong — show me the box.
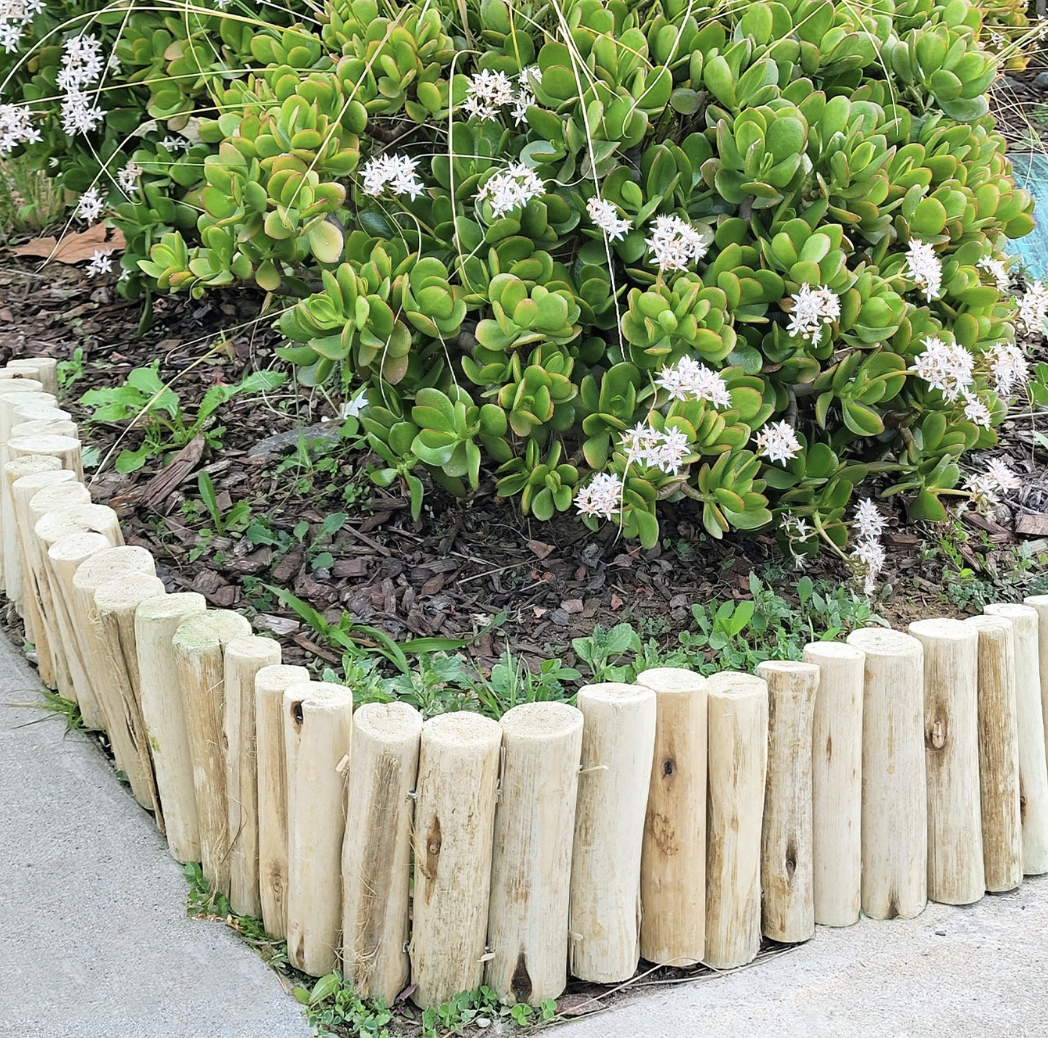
[9,432,83,480]
[569,683,656,984]
[13,418,78,439]
[6,357,58,394]
[846,628,927,919]
[757,660,820,943]
[965,615,1023,892]
[255,664,310,939]
[984,603,1048,875]
[342,701,423,1002]
[486,702,583,1005]
[803,641,865,927]
[172,610,252,896]
[223,635,281,919]
[704,672,768,970]
[93,575,168,821]
[136,593,208,862]
[908,619,984,905]
[410,711,502,1008]
[636,667,707,966]
[284,681,354,978]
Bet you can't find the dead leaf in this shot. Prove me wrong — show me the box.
[610,594,624,611]
[527,539,554,560]
[14,224,127,264]
[561,598,584,614]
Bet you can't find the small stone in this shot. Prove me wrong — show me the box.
[550,608,571,625]
[1033,71,1048,90]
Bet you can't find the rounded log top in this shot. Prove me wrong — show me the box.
[1023,595,1048,610]
[578,682,655,707]
[225,635,281,663]
[499,700,583,739]
[985,603,1038,625]
[803,640,865,661]
[256,664,310,693]
[354,700,424,739]
[0,378,43,393]
[72,545,155,592]
[964,614,1012,634]
[35,503,119,544]
[136,592,207,623]
[172,609,251,651]
[283,681,354,718]
[846,627,923,658]
[421,709,501,748]
[9,433,79,452]
[908,617,977,642]
[12,401,66,419]
[94,574,166,613]
[47,530,111,565]
[5,455,62,478]
[635,667,706,694]
[13,469,76,491]
[705,671,768,699]
[28,482,90,514]
[756,659,821,678]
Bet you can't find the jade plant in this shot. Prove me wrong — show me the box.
[1,0,1045,582]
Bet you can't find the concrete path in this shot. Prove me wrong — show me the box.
[0,637,311,1038]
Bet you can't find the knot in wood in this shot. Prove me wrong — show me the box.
[926,713,947,751]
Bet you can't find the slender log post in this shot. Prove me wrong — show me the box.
[486,702,583,1005]
[569,683,656,984]
[984,603,1048,875]
[803,641,865,927]
[9,432,83,480]
[13,418,78,439]
[93,575,168,822]
[342,702,423,1002]
[284,681,354,978]
[410,711,502,1008]
[757,660,820,943]
[255,664,310,939]
[908,618,984,905]
[704,672,769,970]
[70,549,158,805]
[847,628,928,919]
[136,593,208,862]
[11,401,68,425]
[636,668,707,966]
[28,483,91,528]
[45,532,113,727]
[223,635,281,919]
[35,503,122,551]
[6,357,58,394]
[1023,595,1048,776]
[965,615,1023,892]
[172,610,252,897]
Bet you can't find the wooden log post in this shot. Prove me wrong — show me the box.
[9,432,83,480]
[846,628,928,919]
[70,549,159,807]
[635,668,707,967]
[803,641,865,927]
[908,618,984,905]
[984,603,1048,875]
[13,418,78,440]
[965,615,1023,892]
[410,711,502,1008]
[284,681,354,978]
[341,701,423,1002]
[569,683,657,984]
[757,660,820,943]
[172,610,252,897]
[1023,595,1048,776]
[6,357,58,394]
[486,701,583,1005]
[11,401,69,426]
[255,664,310,939]
[223,635,281,919]
[94,574,168,822]
[136,593,208,862]
[704,672,769,970]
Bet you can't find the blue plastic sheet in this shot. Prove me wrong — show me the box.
[1007,151,1048,279]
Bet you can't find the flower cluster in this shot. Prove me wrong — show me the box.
[0,0,42,54]
[586,196,631,242]
[987,342,1029,397]
[656,356,731,407]
[575,471,624,519]
[977,256,1010,295]
[621,422,691,475]
[59,34,105,137]
[755,420,802,465]
[644,215,707,273]
[0,101,38,155]
[851,498,887,596]
[786,283,841,343]
[1016,281,1048,336]
[913,336,976,403]
[117,160,142,195]
[85,250,112,277]
[75,184,105,222]
[360,153,424,200]
[463,67,537,126]
[966,457,1020,511]
[476,162,544,218]
[905,239,943,301]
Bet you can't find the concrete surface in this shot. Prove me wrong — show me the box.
[0,638,311,1038]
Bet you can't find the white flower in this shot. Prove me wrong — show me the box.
[511,66,538,126]
[966,458,1020,511]
[620,422,663,457]
[0,102,40,154]
[786,283,840,342]
[213,0,231,8]
[977,257,1010,295]
[160,135,188,152]
[75,185,105,221]
[586,197,631,242]
[987,342,1029,396]
[477,162,544,218]
[780,511,810,541]
[645,214,707,273]
[85,250,112,277]
[117,160,142,194]
[58,33,104,93]
[619,423,691,475]
[60,89,105,136]
[656,355,731,408]
[963,396,992,428]
[755,420,801,465]
[338,388,369,419]
[463,69,516,121]
[986,457,1020,492]
[913,336,975,402]
[854,498,887,541]
[360,153,424,200]
[905,239,942,301]
[1016,281,1048,336]
[576,471,623,519]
